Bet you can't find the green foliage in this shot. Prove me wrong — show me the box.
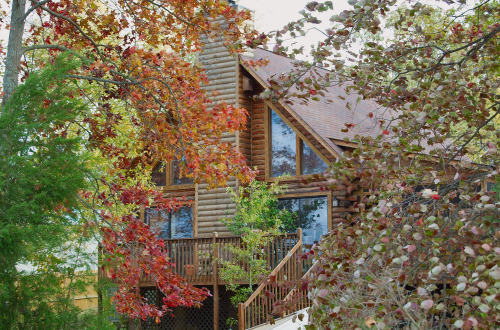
[0,54,102,328]
[222,179,294,235]
[219,179,294,307]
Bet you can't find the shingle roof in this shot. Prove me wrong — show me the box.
[241,48,390,157]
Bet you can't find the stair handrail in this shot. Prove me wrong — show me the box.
[238,228,303,330]
[282,259,319,302]
[276,259,319,321]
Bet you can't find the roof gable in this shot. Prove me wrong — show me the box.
[241,49,389,158]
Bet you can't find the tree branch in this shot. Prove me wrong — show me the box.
[21,0,52,21]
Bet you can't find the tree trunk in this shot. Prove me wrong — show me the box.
[2,0,27,108]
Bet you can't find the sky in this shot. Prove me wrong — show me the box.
[237,0,350,49]
[237,0,350,33]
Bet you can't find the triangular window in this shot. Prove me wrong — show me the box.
[269,108,328,177]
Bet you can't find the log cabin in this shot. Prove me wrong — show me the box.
[112,1,500,328]
[132,5,389,330]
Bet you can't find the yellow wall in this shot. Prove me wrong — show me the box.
[62,270,99,311]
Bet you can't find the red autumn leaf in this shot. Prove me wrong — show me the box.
[131,91,142,100]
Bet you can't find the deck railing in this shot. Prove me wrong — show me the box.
[135,231,300,286]
[238,229,304,330]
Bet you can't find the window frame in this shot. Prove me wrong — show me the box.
[265,103,331,181]
[150,160,195,190]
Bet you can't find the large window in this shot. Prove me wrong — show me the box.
[278,196,328,246]
[270,108,328,177]
[145,206,193,240]
[150,160,193,187]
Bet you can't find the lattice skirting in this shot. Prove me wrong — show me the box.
[140,286,238,330]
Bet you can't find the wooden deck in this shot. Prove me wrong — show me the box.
[138,232,301,287]
[100,231,307,329]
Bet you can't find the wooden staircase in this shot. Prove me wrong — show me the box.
[238,229,315,330]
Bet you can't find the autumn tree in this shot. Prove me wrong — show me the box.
[258,0,499,328]
[1,0,256,323]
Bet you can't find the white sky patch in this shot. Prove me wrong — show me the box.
[238,0,351,52]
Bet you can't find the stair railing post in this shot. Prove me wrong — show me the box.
[238,303,244,330]
[297,228,303,275]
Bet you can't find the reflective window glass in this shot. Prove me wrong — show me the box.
[145,206,193,240]
[172,157,193,185]
[151,162,166,186]
[278,196,328,246]
[170,206,193,238]
[301,141,329,175]
[271,110,296,177]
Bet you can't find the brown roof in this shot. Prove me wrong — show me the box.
[241,49,472,164]
[241,48,391,157]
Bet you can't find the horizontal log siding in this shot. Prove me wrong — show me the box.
[197,24,239,237]
[162,189,195,200]
[249,86,266,181]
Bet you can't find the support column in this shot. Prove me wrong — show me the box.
[212,232,219,330]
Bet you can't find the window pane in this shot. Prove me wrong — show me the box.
[299,197,328,246]
[171,206,193,239]
[172,158,194,185]
[277,198,300,233]
[301,141,328,175]
[278,196,328,245]
[151,162,166,186]
[271,110,296,177]
[145,208,170,240]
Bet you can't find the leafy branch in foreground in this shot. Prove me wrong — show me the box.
[263,0,499,328]
[2,0,260,321]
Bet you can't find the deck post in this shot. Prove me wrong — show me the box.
[213,232,219,330]
[238,303,244,330]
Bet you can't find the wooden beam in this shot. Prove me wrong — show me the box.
[194,183,199,238]
[213,232,219,330]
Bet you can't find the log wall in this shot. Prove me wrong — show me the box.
[237,69,355,229]
[197,18,240,237]
[196,31,355,236]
